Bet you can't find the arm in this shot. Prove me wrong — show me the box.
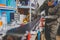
[38,1,47,13]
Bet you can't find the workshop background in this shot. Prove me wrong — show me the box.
[0,0,60,40]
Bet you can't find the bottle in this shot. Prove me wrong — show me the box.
[2,12,7,30]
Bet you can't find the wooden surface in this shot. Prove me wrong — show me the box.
[41,33,60,40]
[56,36,60,40]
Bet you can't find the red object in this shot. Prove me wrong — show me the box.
[27,32,31,40]
[48,1,53,6]
[40,18,45,27]
[20,24,25,27]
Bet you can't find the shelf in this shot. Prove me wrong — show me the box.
[0,6,16,11]
[31,7,35,9]
[17,4,35,9]
[18,6,30,8]
[18,6,35,9]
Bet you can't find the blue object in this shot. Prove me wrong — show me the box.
[0,10,2,16]
[0,0,6,5]
[6,11,10,23]
[10,0,16,8]
[6,0,16,8]
[38,31,40,40]
[53,0,58,6]
[1,10,10,23]
[1,10,15,23]
[6,10,15,23]
[0,0,16,23]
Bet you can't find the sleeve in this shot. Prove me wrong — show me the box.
[38,1,47,13]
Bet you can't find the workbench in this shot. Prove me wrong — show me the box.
[3,16,40,40]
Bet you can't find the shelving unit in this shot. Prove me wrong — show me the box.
[0,0,17,39]
[0,0,41,40]
[17,0,37,24]
[17,4,35,9]
[0,6,16,10]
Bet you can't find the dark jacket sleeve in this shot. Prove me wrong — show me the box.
[39,1,48,13]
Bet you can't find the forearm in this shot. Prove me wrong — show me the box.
[38,1,47,13]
